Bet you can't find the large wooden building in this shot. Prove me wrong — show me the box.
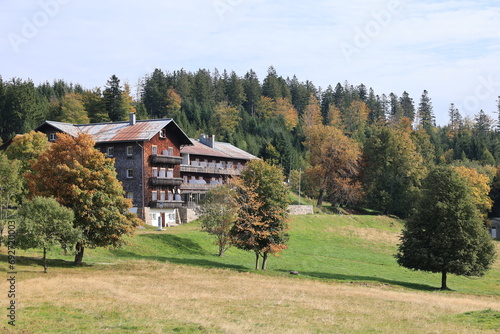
[33,113,257,226]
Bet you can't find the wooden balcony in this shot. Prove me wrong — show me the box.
[150,177,183,186]
[150,155,183,165]
[149,200,183,209]
[180,165,242,176]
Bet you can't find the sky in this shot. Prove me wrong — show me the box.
[1,0,500,125]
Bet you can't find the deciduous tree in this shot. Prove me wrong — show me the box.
[231,160,289,270]
[25,133,142,264]
[199,184,239,256]
[16,196,79,273]
[304,125,362,207]
[0,153,22,245]
[396,167,496,290]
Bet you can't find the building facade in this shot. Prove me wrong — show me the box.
[33,114,257,226]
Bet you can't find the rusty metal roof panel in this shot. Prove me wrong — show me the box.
[75,119,172,142]
[181,139,257,161]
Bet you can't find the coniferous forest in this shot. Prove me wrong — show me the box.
[2,66,500,218]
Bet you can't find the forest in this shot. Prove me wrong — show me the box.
[1,66,500,218]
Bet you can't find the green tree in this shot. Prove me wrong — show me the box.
[363,126,426,217]
[231,160,289,270]
[199,184,239,256]
[396,167,496,290]
[0,153,22,245]
[417,90,435,132]
[25,133,142,265]
[82,88,108,123]
[16,197,79,273]
[103,75,126,121]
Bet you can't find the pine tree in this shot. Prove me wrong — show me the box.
[103,75,126,121]
[417,90,435,132]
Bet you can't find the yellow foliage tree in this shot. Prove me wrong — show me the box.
[275,97,298,130]
[453,166,493,220]
[210,101,240,136]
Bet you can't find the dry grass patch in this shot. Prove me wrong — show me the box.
[8,260,500,333]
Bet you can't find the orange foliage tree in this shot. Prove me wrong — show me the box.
[25,133,142,264]
[230,160,289,270]
[304,125,363,207]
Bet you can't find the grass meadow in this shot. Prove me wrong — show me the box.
[1,213,499,333]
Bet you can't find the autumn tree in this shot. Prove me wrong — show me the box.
[301,93,322,129]
[453,166,493,221]
[304,125,363,207]
[59,93,89,124]
[275,97,298,130]
[16,197,79,273]
[396,167,496,290]
[231,160,289,270]
[199,184,239,256]
[25,133,142,264]
[5,130,49,173]
[210,101,240,137]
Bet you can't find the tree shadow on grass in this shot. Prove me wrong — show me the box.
[0,254,92,272]
[283,270,439,291]
[137,234,208,255]
[105,249,249,271]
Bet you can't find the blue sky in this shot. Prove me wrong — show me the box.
[1,0,500,125]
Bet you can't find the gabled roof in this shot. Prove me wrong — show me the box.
[181,139,257,161]
[36,119,193,145]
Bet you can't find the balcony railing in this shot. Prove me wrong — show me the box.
[150,200,183,209]
[180,183,219,191]
[180,165,242,176]
[150,177,183,186]
[150,155,183,165]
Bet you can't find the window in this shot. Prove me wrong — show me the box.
[168,147,173,156]
[160,191,166,201]
[126,146,133,156]
[152,167,158,177]
[49,133,56,141]
[126,169,134,178]
[126,192,134,201]
[160,129,166,138]
[107,147,114,157]
[159,168,166,178]
[152,191,157,201]
[152,145,157,155]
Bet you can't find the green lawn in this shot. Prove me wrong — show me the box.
[10,213,500,295]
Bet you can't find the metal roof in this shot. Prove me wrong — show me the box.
[181,139,257,161]
[40,119,192,145]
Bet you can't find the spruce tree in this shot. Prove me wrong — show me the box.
[396,167,496,290]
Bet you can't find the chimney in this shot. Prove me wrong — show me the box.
[129,112,136,126]
[200,134,215,148]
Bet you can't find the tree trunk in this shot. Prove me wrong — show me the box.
[43,247,47,273]
[218,243,225,257]
[317,189,325,207]
[254,251,260,270]
[74,242,85,265]
[261,252,268,270]
[440,270,448,290]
